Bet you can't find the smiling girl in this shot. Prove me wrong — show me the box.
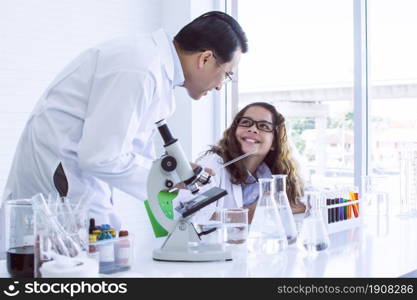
[176,102,305,223]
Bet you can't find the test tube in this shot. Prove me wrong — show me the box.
[325,190,332,224]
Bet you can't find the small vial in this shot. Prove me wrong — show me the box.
[116,230,131,269]
[88,234,99,259]
[97,225,115,273]
[109,228,117,238]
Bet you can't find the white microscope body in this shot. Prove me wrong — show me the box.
[146,120,231,262]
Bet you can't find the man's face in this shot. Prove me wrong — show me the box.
[184,49,242,100]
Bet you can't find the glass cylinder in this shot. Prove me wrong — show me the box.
[272,174,298,245]
[298,191,330,253]
[5,199,34,278]
[399,150,417,218]
[362,175,390,217]
[247,178,288,254]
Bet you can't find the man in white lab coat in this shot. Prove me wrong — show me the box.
[1,11,248,235]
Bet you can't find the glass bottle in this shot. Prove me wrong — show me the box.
[298,191,330,253]
[272,174,298,245]
[116,230,131,269]
[247,178,288,254]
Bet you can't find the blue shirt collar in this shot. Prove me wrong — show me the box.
[246,162,272,184]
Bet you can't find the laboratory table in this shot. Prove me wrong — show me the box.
[1,214,417,278]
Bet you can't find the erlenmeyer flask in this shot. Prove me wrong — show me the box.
[298,191,330,252]
[247,178,288,254]
[272,174,298,245]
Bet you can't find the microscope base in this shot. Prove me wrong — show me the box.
[153,244,232,262]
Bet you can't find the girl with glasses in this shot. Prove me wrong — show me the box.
[175,102,305,223]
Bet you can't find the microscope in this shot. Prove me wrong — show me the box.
[146,120,232,262]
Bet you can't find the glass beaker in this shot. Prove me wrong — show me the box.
[272,174,298,245]
[298,191,330,253]
[247,178,288,254]
[4,199,35,278]
[33,194,97,278]
[222,208,249,245]
[362,175,390,217]
[222,208,249,259]
[399,150,417,218]
[194,207,224,247]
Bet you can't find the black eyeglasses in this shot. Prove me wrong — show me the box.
[212,54,233,84]
[236,117,277,133]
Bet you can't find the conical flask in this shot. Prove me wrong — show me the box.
[247,178,288,254]
[298,191,330,252]
[272,174,298,245]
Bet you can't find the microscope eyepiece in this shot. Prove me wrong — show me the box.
[156,119,177,147]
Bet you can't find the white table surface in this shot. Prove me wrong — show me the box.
[1,214,417,278]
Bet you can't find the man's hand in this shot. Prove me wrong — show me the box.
[173,163,216,190]
[190,163,216,177]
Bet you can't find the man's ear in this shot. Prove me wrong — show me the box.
[197,50,214,68]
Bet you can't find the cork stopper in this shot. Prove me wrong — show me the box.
[89,218,96,234]
[119,230,129,237]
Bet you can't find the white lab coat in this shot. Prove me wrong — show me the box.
[1,29,184,233]
[173,153,244,220]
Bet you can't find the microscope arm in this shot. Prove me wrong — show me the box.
[146,158,177,233]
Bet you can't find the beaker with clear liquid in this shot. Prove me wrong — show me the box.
[362,175,390,217]
[298,191,330,253]
[247,178,288,254]
[272,174,298,245]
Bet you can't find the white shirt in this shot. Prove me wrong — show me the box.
[1,29,184,229]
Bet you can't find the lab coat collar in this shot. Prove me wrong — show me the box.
[152,29,185,88]
[171,41,185,88]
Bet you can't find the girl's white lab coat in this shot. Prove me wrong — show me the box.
[174,153,244,217]
[1,29,184,230]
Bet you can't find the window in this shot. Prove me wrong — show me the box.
[366,0,417,205]
[368,0,417,175]
[237,0,354,187]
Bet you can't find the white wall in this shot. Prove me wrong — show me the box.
[0,0,162,195]
[159,0,225,161]
[126,0,224,249]
[0,0,224,247]
[0,0,164,251]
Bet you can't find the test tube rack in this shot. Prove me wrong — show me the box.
[322,196,362,234]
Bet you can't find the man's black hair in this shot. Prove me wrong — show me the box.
[174,11,248,64]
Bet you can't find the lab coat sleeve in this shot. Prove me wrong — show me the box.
[78,70,155,201]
